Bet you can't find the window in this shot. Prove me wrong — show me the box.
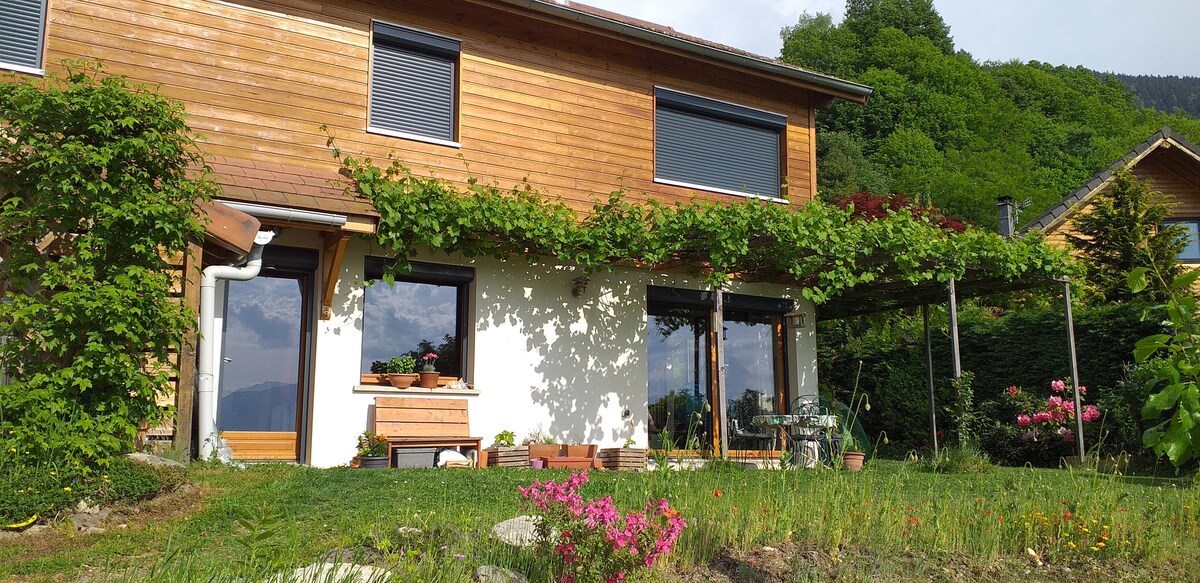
[1166,219,1200,262]
[0,0,47,73]
[654,87,787,200]
[646,287,789,451]
[361,259,472,378]
[369,21,460,145]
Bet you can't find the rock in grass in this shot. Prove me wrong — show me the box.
[126,452,185,468]
[490,515,541,547]
[267,562,389,583]
[473,565,529,583]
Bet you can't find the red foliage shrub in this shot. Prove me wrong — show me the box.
[832,192,967,233]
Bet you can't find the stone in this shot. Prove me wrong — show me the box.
[126,452,185,468]
[70,508,111,530]
[473,566,529,583]
[79,526,105,535]
[395,526,422,535]
[266,562,389,583]
[491,515,542,547]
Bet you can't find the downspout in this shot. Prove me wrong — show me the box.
[197,230,276,459]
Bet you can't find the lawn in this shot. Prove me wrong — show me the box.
[2,460,1197,582]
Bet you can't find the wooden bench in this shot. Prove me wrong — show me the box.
[373,397,483,468]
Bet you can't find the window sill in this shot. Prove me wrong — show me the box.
[0,63,44,76]
[654,178,789,204]
[366,126,461,149]
[353,384,479,396]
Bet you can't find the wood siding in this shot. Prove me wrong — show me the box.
[41,0,820,211]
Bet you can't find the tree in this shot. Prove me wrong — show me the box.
[844,0,954,55]
[1065,168,1186,303]
[0,62,213,469]
[779,12,860,80]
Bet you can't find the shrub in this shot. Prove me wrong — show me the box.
[921,442,994,474]
[0,61,213,471]
[0,456,175,524]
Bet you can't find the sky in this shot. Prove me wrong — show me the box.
[580,0,1200,77]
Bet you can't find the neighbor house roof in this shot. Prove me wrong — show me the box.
[493,0,873,104]
[1021,127,1200,234]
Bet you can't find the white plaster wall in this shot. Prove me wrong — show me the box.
[295,240,821,467]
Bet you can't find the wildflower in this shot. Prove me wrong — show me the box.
[454,553,465,560]
[713,490,722,498]
[63,487,71,492]
[1067,541,1076,548]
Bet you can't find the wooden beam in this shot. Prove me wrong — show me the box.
[320,232,351,320]
[174,240,204,456]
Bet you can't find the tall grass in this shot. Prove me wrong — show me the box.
[4,461,1197,581]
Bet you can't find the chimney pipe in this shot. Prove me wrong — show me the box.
[997,197,1015,237]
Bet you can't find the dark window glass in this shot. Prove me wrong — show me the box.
[646,305,710,450]
[361,260,471,378]
[1167,219,1200,261]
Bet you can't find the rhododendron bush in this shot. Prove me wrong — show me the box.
[1005,380,1101,445]
[518,472,686,582]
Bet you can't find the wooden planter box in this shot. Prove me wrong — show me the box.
[599,448,648,471]
[486,446,530,467]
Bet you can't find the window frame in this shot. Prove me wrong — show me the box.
[653,86,789,203]
[362,258,473,379]
[367,20,462,148]
[0,0,48,76]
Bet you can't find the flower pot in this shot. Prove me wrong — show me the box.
[528,443,561,460]
[530,458,546,469]
[418,371,440,388]
[358,455,388,469]
[842,451,866,472]
[388,373,418,388]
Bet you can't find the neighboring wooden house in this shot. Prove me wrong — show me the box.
[2,0,871,465]
[1022,127,1200,264]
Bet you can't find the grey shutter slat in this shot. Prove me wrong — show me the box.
[656,105,782,198]
[370,37,456,141]
[0,0,46,69]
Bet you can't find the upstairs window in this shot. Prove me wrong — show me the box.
[360,259,473,379]
[1166,219,1200,262]
[654,87,787,200]
[369,21,460,146]
[0,0,47,74]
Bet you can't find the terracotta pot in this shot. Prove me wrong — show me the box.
[528,443,562,460]
[842,451,866,472]
[388,373,418,388]
[418,371,440,388]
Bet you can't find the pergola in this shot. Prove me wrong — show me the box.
[817,270,1085,459]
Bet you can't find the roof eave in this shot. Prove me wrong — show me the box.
[493,0,873,104]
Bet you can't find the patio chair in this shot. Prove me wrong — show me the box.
[788,397,834,467]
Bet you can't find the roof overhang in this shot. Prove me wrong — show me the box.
[490,0,873,104]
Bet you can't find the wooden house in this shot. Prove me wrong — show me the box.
[2,0,870,465]
[1023,127,1200,265]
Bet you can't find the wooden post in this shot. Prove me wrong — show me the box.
[174,240,204,456]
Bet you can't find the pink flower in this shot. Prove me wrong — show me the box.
[1007,386,1019,396]
[1047,396,1064,408]
[1033,411,1052,424]
[1016,413,1031,427]
[1082,404,1101,422]
[1078,385,1086,394]
[1051,380,1066,392]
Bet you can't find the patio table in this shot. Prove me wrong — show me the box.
[752,413,838,468]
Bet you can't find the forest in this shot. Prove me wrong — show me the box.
[1108,72,1200,119]
[779,1,1200,229]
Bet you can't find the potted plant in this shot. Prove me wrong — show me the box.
[357,430,389,468]
[385,355,418,388]
[486,429,530,467]
[418,352,440,388]
[835,391,869,472]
